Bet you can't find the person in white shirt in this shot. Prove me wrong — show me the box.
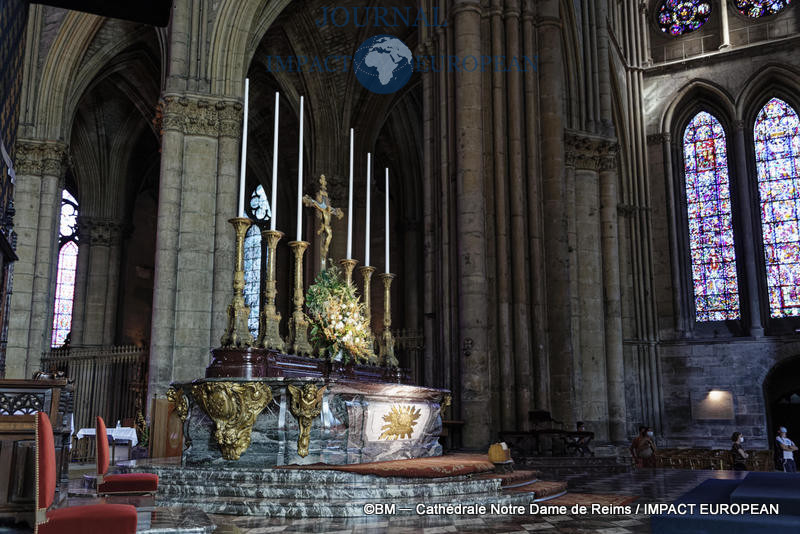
[775,426,798,473]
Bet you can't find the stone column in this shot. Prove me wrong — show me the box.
[148,95,233,400]
[72,217,123,346]
[733,121,764,336]
[570,135,608,439]
[211,102,241,345]
[149,97,186,399]
[599,145,627,442]
[5,141,66,378]
[453,0,492,449]
[718,0,731,49]
[538,0,575,424]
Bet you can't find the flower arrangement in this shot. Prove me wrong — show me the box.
[305,265,376,364]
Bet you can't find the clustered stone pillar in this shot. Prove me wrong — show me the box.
[70,217,124,346]
[5,140,66,378]
[148,95,241,400]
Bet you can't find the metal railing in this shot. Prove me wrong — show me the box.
[41,345,148,431]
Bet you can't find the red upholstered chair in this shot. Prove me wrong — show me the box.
[96,416,159,494]
[35,412,137,534]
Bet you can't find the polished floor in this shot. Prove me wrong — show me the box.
[2,468,751,533]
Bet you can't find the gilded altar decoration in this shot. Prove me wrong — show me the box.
[288,383,326,457]
[306,265,375,364]
[379,405,421,440]
[166,386,189,422]
[302,175,343,271]
[191,382,272,460]
[221,218,256,348]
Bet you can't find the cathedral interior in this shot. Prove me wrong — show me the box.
[1,0,800,532]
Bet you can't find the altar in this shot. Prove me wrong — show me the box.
[172,374,448,467]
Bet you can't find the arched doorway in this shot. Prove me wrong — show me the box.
[764,356,800,443]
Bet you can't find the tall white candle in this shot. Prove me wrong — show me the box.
[385,167,389,274]
[346,129,354,259]
[296,96,304,241]
[270,91,279,231]
[238,78,249,218]
[365,153,371,266]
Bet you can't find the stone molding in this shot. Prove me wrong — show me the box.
[564,131,619,171]
[160,95,243,138]
[77,216,124,247]
[14,140,68,177]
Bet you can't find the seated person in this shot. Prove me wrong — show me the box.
[630,426,657,468]
[730,431,748,471]
[572,421,594,457]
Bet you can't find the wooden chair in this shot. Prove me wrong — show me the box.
[95,416,158,495]
[35,412,137,534]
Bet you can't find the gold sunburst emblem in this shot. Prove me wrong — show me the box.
[379,405,422,440]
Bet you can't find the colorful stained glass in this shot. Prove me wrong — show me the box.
[658,0,713,36]
[51,190,80,347]
[51,240,77,347]
[243,224,262,336]
[754,97,800,318]
[683,111,741,321]
[735,0,792,17]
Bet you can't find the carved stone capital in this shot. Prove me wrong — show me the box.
[160,95,242,138]
[77,216,124,246]
[564,131,618,171]
[191,381,272,460]
[647,133,671,146]
[14,140,68,177]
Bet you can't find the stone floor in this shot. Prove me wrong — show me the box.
[1,467,751,533]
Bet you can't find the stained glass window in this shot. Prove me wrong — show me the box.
[51,190,79,347]
[658,1,713,36]
[243,224,261,336]
[754,97,800,318]
[735,0,792,17]
[243,185,270,336]
[683,111,741,321]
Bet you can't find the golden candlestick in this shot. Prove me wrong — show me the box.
[258,229,285,351]
[339,258,358,286]
[378,272,398,367]
[359,266,376,329]
[220,217,255,348]
[288,240,313,356]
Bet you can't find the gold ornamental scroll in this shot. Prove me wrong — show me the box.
[191,381,272,460]
[288,383,326,458]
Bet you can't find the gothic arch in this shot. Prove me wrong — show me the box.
[33,12,162,144]
[207,0,293,96]
[661,79,736,136]
[736,64,800,126]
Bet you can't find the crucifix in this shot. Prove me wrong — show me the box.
[303,175,343,271]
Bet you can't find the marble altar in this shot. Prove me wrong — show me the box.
[172,377,448,466]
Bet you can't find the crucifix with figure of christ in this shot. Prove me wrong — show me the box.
[303,175,343,271]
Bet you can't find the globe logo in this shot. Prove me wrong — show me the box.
[353,35,414,94]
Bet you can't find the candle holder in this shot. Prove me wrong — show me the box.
[220,218,255,348]
[257,229,285,352]
[359,266,376,329]
[288,240,313,356]
[378,273,398,367]
[340,258,359,286]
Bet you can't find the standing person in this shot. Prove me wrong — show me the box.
[631,426,657,468]
[730,432,748,471]
[775,426,798,473]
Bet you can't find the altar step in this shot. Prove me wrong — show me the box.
[122,461,566,517]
